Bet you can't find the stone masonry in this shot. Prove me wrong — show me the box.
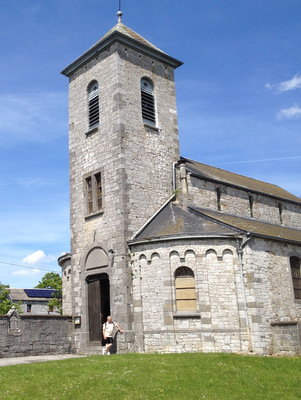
[60,17,301,356]
[61,21,181,354]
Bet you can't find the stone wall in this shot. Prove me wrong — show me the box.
[187,174,301,229]
[130,237,301,356]
[0,314,72,358]
[65,38,180,353]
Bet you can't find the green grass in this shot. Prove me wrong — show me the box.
[0,353,300,400]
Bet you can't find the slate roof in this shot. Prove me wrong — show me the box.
[129,202,240,243]
[95,22,164,53]
[62,21,183,77]
[191,207,301,244]
[130,199,301,245]
[181,157,301,204]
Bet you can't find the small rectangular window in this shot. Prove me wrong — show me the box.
[84,170,103,216]
[27,304,32,313]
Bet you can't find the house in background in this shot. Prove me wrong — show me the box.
[8,289,60,315]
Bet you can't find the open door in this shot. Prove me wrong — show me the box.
[87,274,110,342]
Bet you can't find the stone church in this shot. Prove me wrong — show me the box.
[58,12,301,356]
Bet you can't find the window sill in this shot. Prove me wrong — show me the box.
[173,313,200,319]
[270,320,298,326]
[85,126,99,136]
[84,210,104,220]
[143,123,159,133]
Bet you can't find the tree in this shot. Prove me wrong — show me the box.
[35,272,62,290]
[35,272,62,314]
[0,282,21,314]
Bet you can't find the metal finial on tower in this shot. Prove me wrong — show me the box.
[117,0,122,23]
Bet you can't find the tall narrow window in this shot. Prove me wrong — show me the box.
[84,170,103,216]
[141,78,156,125]
[86,176,93,214]
[95,172,102,210]
[278,203,283,224]
[88,81,99,128]
[249,195,254,218]
[216,187,221,211]
[290,257,301,300]
[175,267,197,312]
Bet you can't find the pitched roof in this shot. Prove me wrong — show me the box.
[95,22,163,53]
[191,206,301,244]
[129,202,240,244]
[62,22,183,77]
[181,157,301,204]
[129,196,301,245]
[8,289,56,302]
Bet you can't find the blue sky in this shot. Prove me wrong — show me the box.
[0,0,300,288]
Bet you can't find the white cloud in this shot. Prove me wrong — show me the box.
[12,268,41,276]
[22,250,59,266]
[266,74,301,93]
[277,104,301,120]
[0,92,67,146]
[23,250,46,264]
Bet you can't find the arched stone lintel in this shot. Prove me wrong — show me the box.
[81,241,113,272]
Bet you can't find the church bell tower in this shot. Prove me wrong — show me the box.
[61,11,182,353]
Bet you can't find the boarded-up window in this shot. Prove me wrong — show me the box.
[175,267,197,312]
[290,257,301,300]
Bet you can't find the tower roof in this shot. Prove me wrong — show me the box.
[61,21,183,77]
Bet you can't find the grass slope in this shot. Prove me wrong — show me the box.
[0,353,300,400]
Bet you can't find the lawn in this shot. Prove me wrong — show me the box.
[0,353,300,400]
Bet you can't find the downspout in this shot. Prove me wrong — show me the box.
[236,233,252,352]
[172,162,177,192]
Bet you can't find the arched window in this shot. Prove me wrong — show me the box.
[141,78,156,125]
[175,267,197,312]
[290,256,301,300]
[88,81,99,128]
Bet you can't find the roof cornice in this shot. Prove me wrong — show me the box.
[61,30,183,77]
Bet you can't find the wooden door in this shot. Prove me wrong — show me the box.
[88,279,102,341]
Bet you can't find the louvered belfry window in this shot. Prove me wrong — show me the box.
[141,78,156,125]
[88,81,99,128]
